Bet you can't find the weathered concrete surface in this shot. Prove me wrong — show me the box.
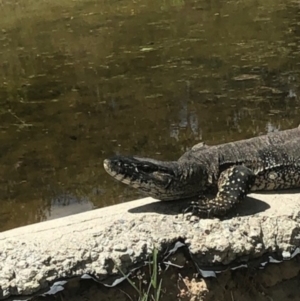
[0,192,300,299]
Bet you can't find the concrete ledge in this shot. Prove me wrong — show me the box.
[0,193,300,299]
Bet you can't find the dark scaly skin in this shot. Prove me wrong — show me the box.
[193,165,256,216]
[104,126,300,217]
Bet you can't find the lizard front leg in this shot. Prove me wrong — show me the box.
[193,165,256,217]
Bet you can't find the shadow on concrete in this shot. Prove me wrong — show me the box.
[128,195,271,218]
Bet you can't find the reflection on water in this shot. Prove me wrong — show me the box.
[170,81,203,143]
[0,0,300,231]
[46,193,95,220]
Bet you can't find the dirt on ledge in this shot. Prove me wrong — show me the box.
[29,254,300,301]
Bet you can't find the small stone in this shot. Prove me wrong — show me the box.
[82,251,91,261]
[16,260,28,269]
[0,288,10,298]
[282,250,291,260]
[255,243,263,252]
[62,259,73,270]
[91,252,99,261]
[21,280,40,294]
[1,266,15,280]
[113,244,127,252]
[127,249,134,256]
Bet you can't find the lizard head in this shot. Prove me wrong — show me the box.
[103,155,208,201]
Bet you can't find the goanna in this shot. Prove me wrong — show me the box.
[103,126,300,217]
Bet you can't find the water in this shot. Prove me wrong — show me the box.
[0,0,299,231]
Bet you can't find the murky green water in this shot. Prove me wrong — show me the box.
[0,0,299,231]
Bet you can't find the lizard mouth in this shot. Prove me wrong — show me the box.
[103,156,176,190]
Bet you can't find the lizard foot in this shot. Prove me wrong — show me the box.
[183,199,223,219]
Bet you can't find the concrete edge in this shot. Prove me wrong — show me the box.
[0,193,300,299]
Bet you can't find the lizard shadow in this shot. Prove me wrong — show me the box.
[128,195,270,218]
